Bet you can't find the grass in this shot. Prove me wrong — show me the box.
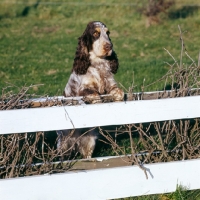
[0,0,200,96]
[1,1,200,199]
[116,185,200,200]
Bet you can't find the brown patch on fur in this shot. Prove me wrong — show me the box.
[106,51,119,74]
[94,28,100,34]
[79,88,99,96]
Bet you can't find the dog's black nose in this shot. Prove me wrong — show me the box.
[104,43,112,51]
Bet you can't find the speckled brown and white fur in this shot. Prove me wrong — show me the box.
[57,129,98,159]
[57,21,124,159]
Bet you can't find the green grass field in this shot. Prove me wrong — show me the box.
[117,185,200,200]
[1,0,200,96]
[1,0,200,199]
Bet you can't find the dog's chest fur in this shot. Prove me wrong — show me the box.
[86,59,113,94]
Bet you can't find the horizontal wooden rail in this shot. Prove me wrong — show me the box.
[1,95,200,134]
[1,159,200,200]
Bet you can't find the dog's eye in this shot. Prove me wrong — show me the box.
[93,31,100,37]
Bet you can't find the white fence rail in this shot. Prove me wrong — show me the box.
[1,95,200,199]
[1,159,200,200]
[1,95,200,134]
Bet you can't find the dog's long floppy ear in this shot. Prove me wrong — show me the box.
[106,51,119,74]
[72,25,92,75]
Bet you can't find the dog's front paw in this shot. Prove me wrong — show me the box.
[79,89,102,104]
[83,93,102,104]
[109,88,124,101]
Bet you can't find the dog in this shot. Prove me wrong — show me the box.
[57,21,124,159]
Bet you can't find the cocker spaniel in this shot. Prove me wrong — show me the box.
[57,21,124,159]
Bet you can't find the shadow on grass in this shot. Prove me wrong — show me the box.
[168,5,199,19]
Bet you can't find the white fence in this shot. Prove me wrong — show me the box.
[1,95,200,199]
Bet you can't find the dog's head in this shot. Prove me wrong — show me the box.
[88,21,113,57]
[73,21,118,75]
